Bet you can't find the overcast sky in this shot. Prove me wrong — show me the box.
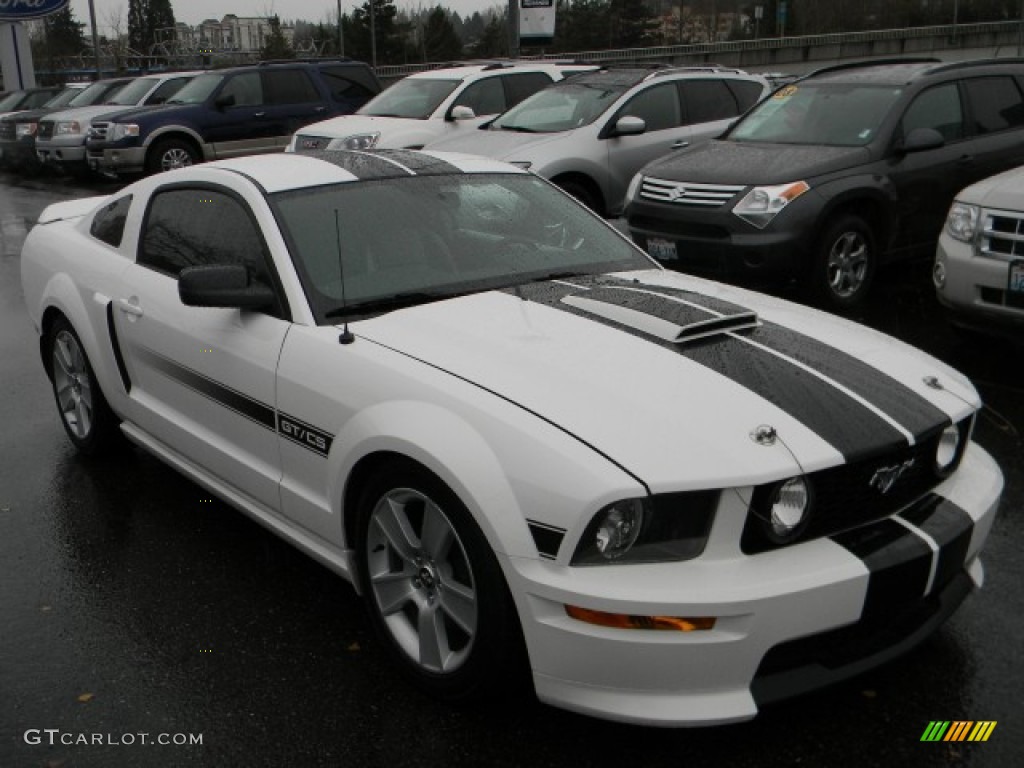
[69,1,499,34]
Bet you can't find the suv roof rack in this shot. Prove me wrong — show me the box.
[257,57,354,66]
[647,65,747,80]
[805,57,940,79]
[927,57,1024,75]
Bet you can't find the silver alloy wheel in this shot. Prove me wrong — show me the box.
[366,488,478,673]
[51,329,93,440]
[825,230,869,299]
[161,147,193,171]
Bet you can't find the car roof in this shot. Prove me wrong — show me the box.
[407,62,581,82]
[202,150,527,194]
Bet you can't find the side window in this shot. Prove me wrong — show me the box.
[503,72,554,109]
[901,83,964,142]
[964,76,1024,135]
[680,79,739,125]
[617,82,681,132]
[455,78,506,116]
[145,78,189,105]
[139,188,273,286]
[90,195,132,247]
[219,72,263,107]
[726,79,766,112]
[264,69,320,105]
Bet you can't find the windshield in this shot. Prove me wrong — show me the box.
[272,173,650,322]
[69,81,128,108]
[357,78,460,119]
[492,82,626,133]
[167,74,224,105]
[729,83,903,146]
[107,77,159,106]
[0,92,23,111]
[42,88,83,109]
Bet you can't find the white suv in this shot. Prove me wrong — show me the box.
[287,62,591,153]
[426,66,770,217]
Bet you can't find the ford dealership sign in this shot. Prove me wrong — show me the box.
[0,0,70,22]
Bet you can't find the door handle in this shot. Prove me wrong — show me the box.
[254,111,266,118]
[671,140,690,149]
[117,298,144,318]
[957,154,973,164]
[314,106,327,113]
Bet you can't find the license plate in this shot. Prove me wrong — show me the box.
[1009,260,1024,293]
[647,237,678,261]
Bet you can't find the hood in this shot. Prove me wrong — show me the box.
[295,115,439,149]
[103,103,186,124]
[354,271,975,492]
[426,126,567,159]
[43,104,136,127]
[641,140,873,185]
[959,165,1024,210]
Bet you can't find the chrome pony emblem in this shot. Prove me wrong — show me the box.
[870,458,916,494]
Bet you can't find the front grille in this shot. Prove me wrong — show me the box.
[980,210,1024,260]
[640,177,744,207]
[89,121,110,141]
[0,122,14,140]
[979,285,1024,309]
[740,416,972,554]
[37,120,54,140]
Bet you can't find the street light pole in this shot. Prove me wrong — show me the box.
[370,0,377,69]
[337,0,344,57]
[87,0,102,80]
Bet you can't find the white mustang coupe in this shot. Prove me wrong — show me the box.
[21,150,1002,726]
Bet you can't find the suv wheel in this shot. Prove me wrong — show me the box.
[808,214,877,309]
[147,139,198,174]
[554,178,601,216]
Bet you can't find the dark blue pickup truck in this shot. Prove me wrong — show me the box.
[86,59,380,176]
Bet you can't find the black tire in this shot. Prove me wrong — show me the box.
[806,214,878,310]
[554,178,601,215]
[46,317,121,455]
[146,138,198,174]
[355,458,525,701]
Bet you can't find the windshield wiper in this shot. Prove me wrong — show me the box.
[324,291,449,319]
[497,125,540,133]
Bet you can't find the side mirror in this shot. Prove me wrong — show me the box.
[179,264,275,310]
[449,105,477,121]
[214,93,236,110]
[613,115,646,137]
[901,127,945,153]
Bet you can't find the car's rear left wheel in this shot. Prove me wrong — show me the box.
[355,459,525,701]
[47,317,121,455]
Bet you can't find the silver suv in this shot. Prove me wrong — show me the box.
[426,66,770,216]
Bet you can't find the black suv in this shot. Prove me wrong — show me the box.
[626,58,1024,308]
[86,59,380,176]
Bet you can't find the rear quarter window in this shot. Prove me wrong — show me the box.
[681,79,739,124]
[264,69,321,105]
[90,195,132,247]
[727,80,766,111]
[504,72,555,108]
[964,76,1024,134]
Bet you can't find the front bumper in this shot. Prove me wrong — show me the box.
[86,142,147,175]
[35,141,87,169]
[935,231,1024,331]
[626,193,820,283]
[507,442,1001,726]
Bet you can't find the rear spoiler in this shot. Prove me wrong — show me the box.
[36,196,107,225]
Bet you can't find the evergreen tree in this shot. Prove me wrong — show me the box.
[148,0,177,47]
[423,7,462,62]
[261,15,295,59]
[350,0,405,65]
[32,7,86,73]
[128,0,147,52]
[474,11,508,57]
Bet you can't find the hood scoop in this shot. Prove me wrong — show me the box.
[561,289,759,344]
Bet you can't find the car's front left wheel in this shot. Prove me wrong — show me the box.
[355,459,525,701]
[807,214,877,310]
[47,317,121,455]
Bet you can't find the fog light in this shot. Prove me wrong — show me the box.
[566,605,715,631]
[933,260,946,289]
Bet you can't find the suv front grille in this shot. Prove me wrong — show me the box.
[89,122,110,141]
[0,122,14,140]
[981,210,1024,260]
[37,120,54,140]
[640,177,744,207]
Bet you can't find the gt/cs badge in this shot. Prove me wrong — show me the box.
[870,458,915,494]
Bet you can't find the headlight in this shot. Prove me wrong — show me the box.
[55,120,82,136]
[110,123,140,141]
[626,172,643,203]
[945,201,980,243]
[935,419,971,477]
[572,491,717,565]
[327,132,380,150]
[16,122,37,138]
[733,180,810,229]
[765,477,812,541]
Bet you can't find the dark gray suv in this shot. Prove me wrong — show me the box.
[626,58,1024,308]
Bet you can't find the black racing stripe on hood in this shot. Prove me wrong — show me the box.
[588,277,952,441]
[300,149,414,179]
[375,149,465,175]
[512,278,907,460]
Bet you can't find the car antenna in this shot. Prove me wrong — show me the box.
[334,209,356,345]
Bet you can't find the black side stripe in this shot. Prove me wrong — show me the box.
[527,520,566,560]
[513,279,909,461]
[138,348,330,458]
[105,302,132,394]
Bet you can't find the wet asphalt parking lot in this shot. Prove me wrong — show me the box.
[0,171,1021,768]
